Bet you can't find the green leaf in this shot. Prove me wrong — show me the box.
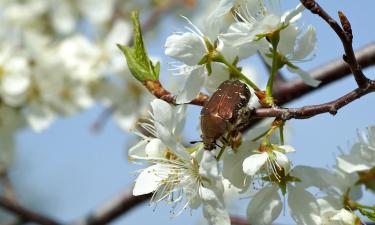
[117,10,159,82]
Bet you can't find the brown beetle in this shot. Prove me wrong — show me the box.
[200,80,251,150]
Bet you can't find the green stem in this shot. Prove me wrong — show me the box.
[356,202,375,210]
[218,55,261,92]
[279,125,284,145]
[266,47,279,97]
[252,127,272,142]
[216,143,227,161]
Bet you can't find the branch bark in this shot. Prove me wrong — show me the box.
[0,197,61,225]
[252,80,375,120]
[300,0,370,88]
[73,190,151,225]
[273,43,375,105]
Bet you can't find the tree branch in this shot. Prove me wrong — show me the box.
[273,43,375,104]
[300,0,370,88]
[73,190,151,225]
[252,80,375,120]
[0,197,61,225]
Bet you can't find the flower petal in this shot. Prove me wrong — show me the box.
[200,151,230,225]
[247,185,282,225]
[151,99,174,130]
[133,164,165,196]
[288,185,321,225]
[145,138,166,158]
[292,26,317,60]
[165,32,205,66]
[223,141,257,189]
[128,139,149,160]
[242,152,268,176]
[176,66,206,104]
[288,66,321,87]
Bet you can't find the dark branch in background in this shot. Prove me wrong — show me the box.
[0,197,61,225]
[73,189,151,225]
[0,172,18,205]
[230,216,253,225]
[300,0,370,88]
[273,43,375,104]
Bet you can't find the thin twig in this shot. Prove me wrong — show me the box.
[252,80,375,120]
[0,197,61,225]
[300,0,370,88]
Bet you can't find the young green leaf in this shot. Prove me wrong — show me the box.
[117,10,159,82]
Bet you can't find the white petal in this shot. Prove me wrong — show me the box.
[1,74,30,107]
[151,99,174,130]
[282,3,305,23]
[273,151,291,170]
[165,32,206,66]
[242,152,268,176]
[336,154,371,173]
[176,66,206,104]
[204,64,229,94]
[223,141,257,188]
[278,145,296,153]
[322,209,359,225]
[200,185,230,225]
[317,196,342,214]
[288,67,321,87]
[172,104,187,135]
[133,164,164,196]
[128,139,149,160]
[145,138,166,158]
[199,151,230,225]
[208,0,234,18]
[292,26,317,60]
[279,25,299,56]
[25,100,55,132]
[291,166,337,190]
[247,186,282,225]
[200,151,219,177]
[288,185,321,225]
[154,121,191,160]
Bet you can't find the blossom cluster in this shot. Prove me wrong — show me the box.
[125,0,374,225]
[0,0,159,170]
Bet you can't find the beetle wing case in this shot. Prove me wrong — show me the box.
[200,80,251,150]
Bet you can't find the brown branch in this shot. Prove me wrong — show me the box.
[0,197,61,225]
[300,0,370,88]
[73,189,151,225]
[273,43,375,104]
[144,80,208,106]
[0,172,18,205]
[252,80,375,120]
[230,216,252,225]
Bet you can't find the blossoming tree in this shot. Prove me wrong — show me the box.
[0,0,374,225]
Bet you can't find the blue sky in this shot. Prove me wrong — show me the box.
[5,1,375,224]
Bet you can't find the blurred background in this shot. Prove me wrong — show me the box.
[0,0,374,224]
